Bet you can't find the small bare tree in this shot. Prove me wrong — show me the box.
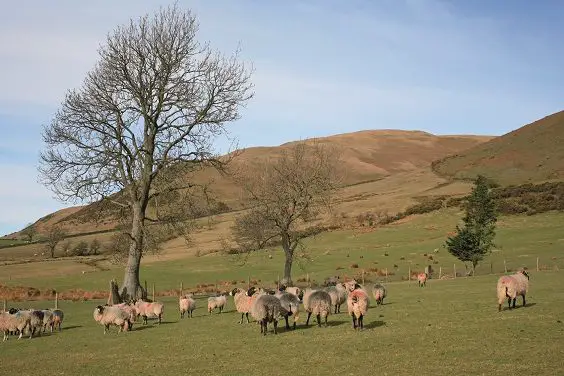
[89,238,101,255]
[232,142,340,285]
[44,226,66,258]
[21,224,37,243]
[38,5,253,301]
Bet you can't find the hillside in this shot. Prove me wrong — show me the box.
[433,110,564,186]
[3,130,493,240]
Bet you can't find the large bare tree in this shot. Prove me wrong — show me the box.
[39,5,253,301]
[233,142,340,285]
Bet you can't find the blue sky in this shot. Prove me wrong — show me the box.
[1,0,563,236]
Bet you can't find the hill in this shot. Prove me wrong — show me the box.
[432,110,564,186]
[3,130,492,241]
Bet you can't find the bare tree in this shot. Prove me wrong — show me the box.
[90,238,101,255]
[44,226,66,258]
[38,5,253,301]
[232,142,340,285]
[21,223,37,243]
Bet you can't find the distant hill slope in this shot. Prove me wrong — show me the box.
[3,130,492,239]
[433,110,564,186]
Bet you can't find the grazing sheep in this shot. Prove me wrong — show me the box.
[41,309,54,333]
[275,291,300,330]
[371,283,387,306]
[324,283,347,313]
[134,300,164,325]
[345,280,369,330]
[179,294,196,319]
[207,294,228,315]
[281,286,302,299]
[417,273,428,287]
[27,309,45,336]
[303,288,332,327]
[51,309,64,332]
[497,270,530,311]
[93,305,130,334]
[230,288,258,324]
[113,303,137,329]
[0,311,32,341]
[250,294,285,335]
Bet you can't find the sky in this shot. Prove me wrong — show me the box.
[1,0,563,236]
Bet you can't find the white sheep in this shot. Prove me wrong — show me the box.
[179,294,196,319]
[0,311,31,341]
[497,270,530,311]
[134,300,164,325]
[93,305,131,334]
[303,288,332,327]
[345,280,369,330]
[207,294,227,314]
[324,283,347,313]
[371,283,387,306]
[275,291,300,330]
[250,294,285,335]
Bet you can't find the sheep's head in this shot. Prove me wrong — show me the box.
[344,280,359,292]
[246,286,257,296]
[279,285,287,292]
[521,270,530,280]
[298,290,304,301]
[230,288,241,296]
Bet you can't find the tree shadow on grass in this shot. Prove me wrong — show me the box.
[61,325,82,331]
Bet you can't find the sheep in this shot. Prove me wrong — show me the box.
[0,311,32,341]
[497,270,530,311]
[371,283,387,306]
[345,280,369,330]
[417,272,428,287]
[250,293,285,335]
[113,303,137,329]
[303,288,332,327]
[27,309,45,336]
[179,294,196,319]
[275,291,300,330]
[41,309,54,333]
[51,309,64,332]
[207,294,228,315]
[230,288,259,324]
[324,283,347,313]
[134,300,164,325]
[93,305,131,334]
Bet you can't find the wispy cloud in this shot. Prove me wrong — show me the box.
[0,0,563,235]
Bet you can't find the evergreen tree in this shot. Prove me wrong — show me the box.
[446,175,497,270]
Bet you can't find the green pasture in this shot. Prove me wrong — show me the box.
[1,272,563,375]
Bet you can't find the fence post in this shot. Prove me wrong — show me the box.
[362,270,365,285]
[536,257,539,272]
[277,275,280,290]
[55,292,59,310]
[408,266,411,283]
[152,283,155,302]
[439,267,442,280]
[490,262,493,274]
[385,268,388,283]
[453,264,456,279]
[2,299,6,312]
[180,282,183,297]
[504,259,507,273]
[247,276,250,289]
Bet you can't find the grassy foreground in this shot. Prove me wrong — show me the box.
[1,271,563,375]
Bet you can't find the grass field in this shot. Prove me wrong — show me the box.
[1,272,563,376]
[2,209,563,294]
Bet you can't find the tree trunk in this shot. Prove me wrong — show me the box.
[50,247,55,258]
[281,233,294,286]
[119,204,146,301]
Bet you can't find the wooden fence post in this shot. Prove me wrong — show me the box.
[453,264,456,279]
[247,276,250,289]
[385,268,388,283]
[439,267,442,280]
[55,292,59,310]
[2,299,6,312]
[152,283,155,302]
[362,270,365,285]
[180,282,183,297]
[504,259,507,273]
[490,262,493,274]
[536,257,539,272]
[277,275,280,290]
[408,266,411,283]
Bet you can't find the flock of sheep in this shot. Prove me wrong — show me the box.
[0,308,64,341]
[0,269,530,340]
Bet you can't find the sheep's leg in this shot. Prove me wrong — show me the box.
[104,324,109,334]
[246,312,250,323]
[324,314,328,327]
[239,313,244,324]
[316,314,321,327]
[306,312,312,326]
[512,298,517,308]
[285,315,290,330]
[507,298,512,309]
[522,295,526,307]
[273,319,278,335]
[352,315,357,329]
[359,314,364,330]
[158,314,162,325]
[180,310,184,319]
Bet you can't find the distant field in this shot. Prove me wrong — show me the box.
[0,239,27,248]
[1,272,562,375]
[2,209,563,296]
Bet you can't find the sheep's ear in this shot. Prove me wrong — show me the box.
[354,283,361,290]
